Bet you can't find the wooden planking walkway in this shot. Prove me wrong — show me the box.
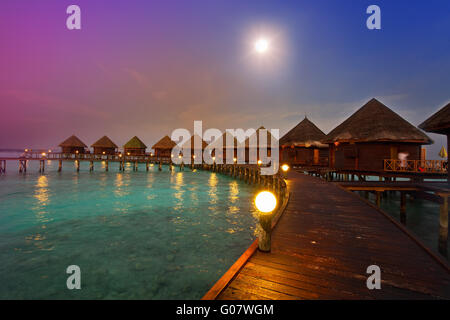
[217,171,450,300]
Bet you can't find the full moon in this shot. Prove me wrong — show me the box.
[254,38,269,53]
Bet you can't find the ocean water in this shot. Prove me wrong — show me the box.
[0,157,259,299]
[355,181,449,260]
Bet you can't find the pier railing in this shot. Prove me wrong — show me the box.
[202,163,289,208]
[384,159,447,173]
[23,152,171,163]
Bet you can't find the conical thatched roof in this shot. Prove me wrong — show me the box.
[91,135,118,148]
[152,135,176,150]
[59,135,87,148]
[245,126,277,148]
[123,136,147,149]
[280,117,327,148]
[419,103,450,135]
[323,98,432,144]
[208,131,239,149]
[181,134,208,150]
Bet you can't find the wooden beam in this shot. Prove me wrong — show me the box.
[439,195,448,257]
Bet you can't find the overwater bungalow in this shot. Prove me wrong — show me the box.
[279,117,328,166]
[323,98,432,171]
[91,135,118,155]
[419,102,450,180]
[208,131,239,163]
[123,136,147,155]
[152,135,176,158]
[180,134,208,160]
[59,135,87,154]
[244,126,277,163]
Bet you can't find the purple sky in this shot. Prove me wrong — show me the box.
[1,0,449,157]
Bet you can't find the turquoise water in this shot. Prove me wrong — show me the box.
[0,159,258,299]
[357,190,449,260]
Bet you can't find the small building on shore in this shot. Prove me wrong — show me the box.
[280,117,328,166]
[59,135,87,154]
[152,135,176,158]
[91,136,118,155]
[419,102,450,181]
[123,136,147,155]
[323,98,432,171]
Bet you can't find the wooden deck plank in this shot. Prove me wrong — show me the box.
[217,171,450,300]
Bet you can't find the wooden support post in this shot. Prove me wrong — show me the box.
[400,192,407,225]
[39,160,45,173]
[90,161,94,172]
[105,160,109,172]
[258,213,272,252]
[439,195,448,257]
[146,161,149,171]
[376,191,381,207]
[76,160,80,172]
[58,160,62,172]
[0,160,5,174]
[159,161,162,171]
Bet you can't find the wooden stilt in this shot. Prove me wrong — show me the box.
[159,161,162,171]
[400,192,407,225]
[0,160,5,174]
[439,195,448,257]
[105,160,109,172]
[146,161,149,171]
[376,191,381,207]
[58,160,62,172]
[76,160,80,172]
[89,161,94,172]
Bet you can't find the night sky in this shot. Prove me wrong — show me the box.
[1,0,449,157]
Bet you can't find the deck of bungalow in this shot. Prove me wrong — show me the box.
[204,170,450,300]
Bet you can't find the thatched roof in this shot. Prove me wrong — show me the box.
[244,126,277,148]
[91,136,118,148]
[419,103,450,135]
[59,135,87,148]
[181,134,208,150]
[123,136,147,149]
[208,131,239,149]
[323,98,432,144]
[152,135,176,150]
[280,117,328,148]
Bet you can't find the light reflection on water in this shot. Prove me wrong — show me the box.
[0,161,258,299]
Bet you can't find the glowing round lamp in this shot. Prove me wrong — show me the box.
[41,153,46,157]
[257,160,262,166]
[281,164,289,172]
[233,157,237,163]
[255,191,277,213]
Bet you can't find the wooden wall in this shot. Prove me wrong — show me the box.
[330,142,422,171]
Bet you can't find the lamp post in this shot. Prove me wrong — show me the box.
[281,164,289,179]
[254,191,277,252]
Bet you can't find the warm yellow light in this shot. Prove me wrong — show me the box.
[254,38,269,53]
[75,150,79,154]
[171,154,174,158]
[257,160,262,165]
[48,149,52,153]
[41,152,46,157]
[233,157,237,163]
[127,152,130,156]
[102,151,105,155]
[212,156,216,161]
[255,191,277,213]
[281,164,289,172]
[119,154,122,157]
[178,155,182,159]
[193,155,196,159]
[25,149,28,152]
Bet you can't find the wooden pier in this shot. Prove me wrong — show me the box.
[207,171,450,300]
